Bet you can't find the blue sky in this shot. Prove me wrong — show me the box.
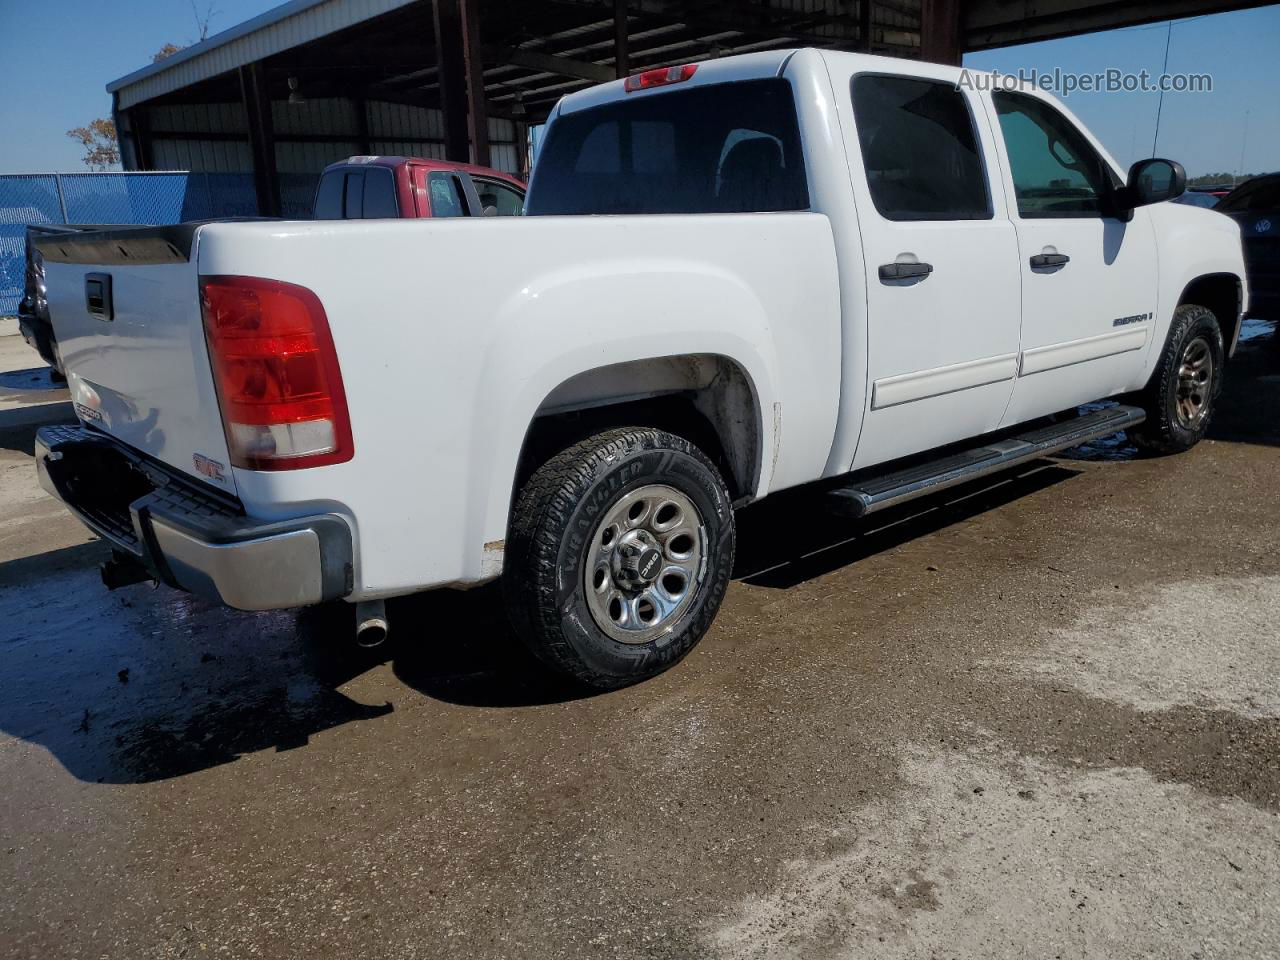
[0,0,282,172]
[964,5,1280,178]
[1,1,1277,177]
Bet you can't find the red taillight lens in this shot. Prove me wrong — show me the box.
[623,63,697,93]
[200,275,354,470]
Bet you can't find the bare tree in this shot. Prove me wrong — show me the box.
[191,0,220,41]
[66,119,120,171]
[151,1,217,65]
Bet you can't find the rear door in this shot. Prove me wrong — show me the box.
[838,71,1023,469]
[986,90,1159,425]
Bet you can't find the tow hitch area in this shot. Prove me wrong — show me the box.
[100,550,153,591]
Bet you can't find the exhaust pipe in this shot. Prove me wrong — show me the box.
[355,599,389,648]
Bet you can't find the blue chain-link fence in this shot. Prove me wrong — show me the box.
[0,171,321,316]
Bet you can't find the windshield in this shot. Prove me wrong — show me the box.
[527,78,808,216]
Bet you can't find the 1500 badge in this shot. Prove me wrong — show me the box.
[1113,312,1151,327]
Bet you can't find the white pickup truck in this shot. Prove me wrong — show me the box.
[35,50,1246,689]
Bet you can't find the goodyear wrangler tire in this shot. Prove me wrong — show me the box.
[1131,303,1224,455]
[505,427,735,689]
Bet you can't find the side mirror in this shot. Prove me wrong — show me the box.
[1122,158,1187,208]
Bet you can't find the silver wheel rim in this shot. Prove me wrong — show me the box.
[583,483,706,644]
[1175,336,1214,428]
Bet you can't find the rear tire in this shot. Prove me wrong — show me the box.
[505,427,735,689]
[1131,303,1224,455]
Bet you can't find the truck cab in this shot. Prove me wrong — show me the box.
[313,155,525,219]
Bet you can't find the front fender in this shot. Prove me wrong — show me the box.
[1146,204,1248,371]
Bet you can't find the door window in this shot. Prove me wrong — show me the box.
[993,92,1114,218]
[427,173,469,217]
[850,74,991,221]
[473,178,525,216]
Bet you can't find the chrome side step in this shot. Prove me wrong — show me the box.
[827,405,1145,518]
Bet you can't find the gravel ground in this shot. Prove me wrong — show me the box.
[1,323,1277,959]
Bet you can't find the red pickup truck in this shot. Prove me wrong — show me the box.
[313,156,526,219]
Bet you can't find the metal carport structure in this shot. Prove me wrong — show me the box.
[106,0,1272,217]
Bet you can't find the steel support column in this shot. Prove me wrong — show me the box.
[614,0,630,78]
[238,62,281,216]
[433,0,488,165]
[131,107,155,171]
[111,93,141,171]
[514,121,529,181]
[920,0,962,64]
[463,0,489,167]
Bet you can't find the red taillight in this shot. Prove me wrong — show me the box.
[623,63,697,93]
[200,275,354,471]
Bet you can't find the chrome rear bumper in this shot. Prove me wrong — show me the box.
[36,424,352,611]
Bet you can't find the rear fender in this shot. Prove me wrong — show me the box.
[467,262,780,578]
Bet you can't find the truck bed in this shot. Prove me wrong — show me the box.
[36,214,842,595]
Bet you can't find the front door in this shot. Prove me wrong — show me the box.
[843,72,1023,469]
[987,90,1159,426]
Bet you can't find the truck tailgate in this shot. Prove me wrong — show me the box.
[38,226,237,497]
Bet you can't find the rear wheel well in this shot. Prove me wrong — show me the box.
[516,394,741,500]
[512,356,762,508]
[1179,274,1242,354]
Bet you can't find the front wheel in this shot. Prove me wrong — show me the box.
[1130,303,1224,455]
[505,427,735,689]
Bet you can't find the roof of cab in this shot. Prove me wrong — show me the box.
[554,48,801,117]
[552,46,984,119]
[320,155,525,187]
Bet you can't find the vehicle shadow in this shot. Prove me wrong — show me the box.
[0,461,1086,785]
[0,365,62,392]
[0,541,395,784]
[733,460,1079,589]
[0,532,593,785]
[0,403,75,455]
[5,323,1272,786]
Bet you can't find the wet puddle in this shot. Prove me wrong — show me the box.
[1057,401,1140,462]
[1238,316,1277,344]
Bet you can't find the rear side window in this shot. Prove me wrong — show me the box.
[851,74,990,221]
[528,78,808,215]
[427,173,468,217]
[362,168,399,218]
[314,172,346,219]
[314,168,400,219]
